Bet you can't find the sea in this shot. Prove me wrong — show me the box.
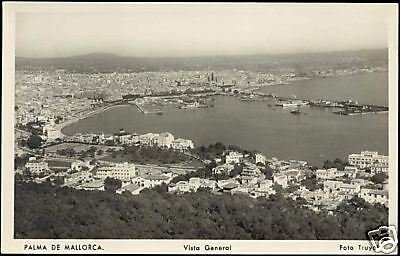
[62,71,389,167]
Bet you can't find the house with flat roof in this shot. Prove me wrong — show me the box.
[25,158,49,174]
[96,162,136,181]
[79,180,104,191]
[168,180,190,193]
[118,183,144,195]
[348,151,388,170]
[359,188,389,207]
[225,151,243,164]
[132,173,171,189]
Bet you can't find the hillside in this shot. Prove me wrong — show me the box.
[15,49,388,73]
[14,181,388,239]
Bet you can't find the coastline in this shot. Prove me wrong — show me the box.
[56,104,128,136]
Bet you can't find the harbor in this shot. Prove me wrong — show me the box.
[239,91,389,116]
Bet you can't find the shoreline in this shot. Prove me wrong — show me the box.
[56,71,388,138]
[56,104,129,136]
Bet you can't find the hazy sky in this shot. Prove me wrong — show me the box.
[15,4,395,58]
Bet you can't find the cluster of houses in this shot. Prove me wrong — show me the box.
[20,148,390,211]
[289,151,389,209]
[168,151,304,198]
[22,158,180,193]
[64,129,194,150]
[167,150,390,211]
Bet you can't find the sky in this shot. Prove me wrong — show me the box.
[15,4,396,58]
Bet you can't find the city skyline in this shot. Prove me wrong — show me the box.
[16,4,394,58]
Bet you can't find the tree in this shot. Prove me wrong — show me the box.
[27,134,43,149]
[295,197,308,206]
[14,155,30,169]
[370,173,388,184]
[18,139,27,147]
[286,184,300,193]
[301,174,322,191]
[230,164,243,177]
[104,177,122,193]
[260,165,274,180]
[152,183,168,193]
[111,151,118,159]
[88,146,97,153]
[273,183,284,195]
[323,158,346,171]
[14,180,389,240]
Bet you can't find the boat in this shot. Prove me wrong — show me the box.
[282,102,300,108]
[290,109,301,115]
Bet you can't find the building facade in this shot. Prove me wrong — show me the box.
[171,138,194,150]
[348,151,388,170]
[359,188,389,207]
[25,158,49,174]
[225,151,244,164]
[96,162,136,181]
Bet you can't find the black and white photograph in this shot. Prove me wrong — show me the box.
[1,2,398,254]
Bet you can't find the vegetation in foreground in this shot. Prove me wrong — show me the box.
[14,181,387,239]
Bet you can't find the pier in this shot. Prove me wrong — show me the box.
[249,92,388,115]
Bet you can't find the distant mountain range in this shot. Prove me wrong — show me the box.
[15,49,388,73]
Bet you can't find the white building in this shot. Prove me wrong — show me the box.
[71,160,91,171]
[255,153,266,165]
[371,163,389,175]
[343,166,359,178]
[338,183,361,199]
[350,178,373,187]
[316,168,345,180]
[65,171,93,184]
[45,127,62,141]
[96,162,136,181]
[241,164,264,185]
[153,132,174,148]
[171,138,194,150]
[251,180,275,198]
[79,180,105,191]
[118,183,144,195]
[25,158,49,174]
[225,151,243,164]
[323,180,343,193]
[359,188,389,207]
[273,174,288,188]
[188,177,217,191]
[212,163,235,175]
[348,151,389,170]
[132,174,172,188]
[168,180,190,193]
[138,133,159,146]
[131,133,140,144]
[119,134,133,145]
[281,169,303,182]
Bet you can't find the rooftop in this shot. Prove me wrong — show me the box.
[80,180,104,188]
[361,189,389,197]
[142,174,170,180]
[222,182,238,190]
[122,183,141,192]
